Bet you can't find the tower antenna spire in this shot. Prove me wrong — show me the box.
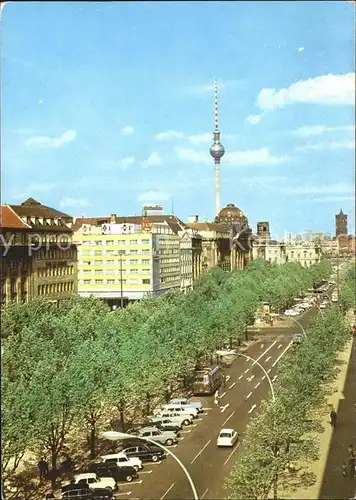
[209,78,225,217]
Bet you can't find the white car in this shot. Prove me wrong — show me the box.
[217,428,239,447]
[284,310,299,317]
[101,452,143,470]
[158,405,199,419]
[74,472,116,490]
[155,410,193,426]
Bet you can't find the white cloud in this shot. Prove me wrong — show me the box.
[25,129,77,149]
[297,46,305,52]
[137,190,170,202]
[296,140,355,152]
[256,73,355,111]
[156,130,184,141]
[188,132,212,145]
[121,125,134,136]
[59,197,89,208]
[174,147,211,165]
[246,114,264,125]
[225,148,288,166]
[292,125,354,137]
[141,152,163,168]
[283,182,354,195]
[119,156,135,169]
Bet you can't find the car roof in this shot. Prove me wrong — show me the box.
[76,473,96,479]
[220,428,234,433]
[139,426,161,432]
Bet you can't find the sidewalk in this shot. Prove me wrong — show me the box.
[276,335,354,500]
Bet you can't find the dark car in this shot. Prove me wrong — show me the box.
[89,462,138,483]
[120,443,166,462]
[91,489,114,500]
[61,483,92,499]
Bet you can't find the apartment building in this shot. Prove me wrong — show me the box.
[252,240,322,267]
[1,198,77,305]
[73,214,201,306]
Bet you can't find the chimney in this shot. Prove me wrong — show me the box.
[188,215,199,223]
[110,213,116,223]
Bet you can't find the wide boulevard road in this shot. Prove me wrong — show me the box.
[115,307,320,500]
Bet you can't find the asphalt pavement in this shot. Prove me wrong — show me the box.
[114,307,320,500]
[319,335,356,500]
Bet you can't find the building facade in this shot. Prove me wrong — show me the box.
[73,214,203,306]
[252,241,322,267]
[1,198,77,306]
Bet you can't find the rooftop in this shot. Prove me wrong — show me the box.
[0,205,31,230]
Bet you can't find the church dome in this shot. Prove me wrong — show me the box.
[215,203,248,225]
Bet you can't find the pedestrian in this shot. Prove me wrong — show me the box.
[348,444,354,457]
[342,461,347,477]
[37,457,49,481]
[214,389,219,406]
[349,455,355,478]
[330,408,337,427]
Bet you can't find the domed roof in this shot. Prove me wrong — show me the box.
[217,203,244,219]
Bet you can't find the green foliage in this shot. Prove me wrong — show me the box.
[2,259,334,483]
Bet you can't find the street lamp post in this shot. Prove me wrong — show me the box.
[102,431,199,500]
[236,353,276,401]
[286,316,307,339]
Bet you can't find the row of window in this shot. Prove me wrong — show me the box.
[81,278,151,285]
[81,259,151,265]
[161,266,180,273]
[79,239,151,245]
[80,268,151,275]
[37,281,74,295]
[159,249,179,255]
[80,249,151,256]
[35,248,74,260]
[160,276,179,283]
[37,265,74,278]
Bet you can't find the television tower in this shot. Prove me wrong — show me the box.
[209,79,225,217]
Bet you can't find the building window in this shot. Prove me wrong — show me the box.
[130,260,138,264]
[94,270,103,274]
[142,239,150,244]
[84,280,91,284]
[95,279,102,284]
[106,240,114,245]
[142,249,150,254]
[142,279,151,284]
[130,250,138,255]
[106,250,114,255]
[95,241,101,246]
[94,251,102,256]
[142,259,150,264]
[130,240,138,244]
[107,279,115,284]
[95,260,103,264]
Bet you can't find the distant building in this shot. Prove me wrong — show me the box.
[335,209,348,238]
[1,198,77,306]
[252,240,322,267]
[256,222,270,242]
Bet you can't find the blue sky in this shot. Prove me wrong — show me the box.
[2,1,355,237]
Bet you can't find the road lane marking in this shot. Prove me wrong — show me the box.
[226,375,231,382]
[115,491,132,496]
[148,461,162,465]
[238,374,243,379]
[272,375,277,382]
[201,488,209,499]
[203,408,212,411]
[181,429,192,434]
[140,470,153,474]
[244,368,249,374]
[246,391,253,399]
[278,344,282,349]
[229,382,236,389]
[267,368,271,373]
[248,404,257,414]
[179,437,185,441]
[171,444,178,448]
[244,341,278,376]
[247,375,255,382]
[254,382,261,389]
[272,341,293,367]
[190,440,211,464]
[261,375,266,380]
[122,480,142,485]
[220,403,230,413]
[223,442,241,465]
[160,483,175,500]
[265,356,272,362]
[222,411,236,426]
[219,391,227,399]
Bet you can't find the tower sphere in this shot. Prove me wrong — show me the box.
[210,142,225,159]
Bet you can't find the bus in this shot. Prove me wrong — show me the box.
[192,365,223,396]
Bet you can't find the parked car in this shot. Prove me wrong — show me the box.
[74,473,116,491]
[158,405,198,419]
[91,490,114,500]
[169,398,203,413]
[88,462,138,483]
[136,427,178,446]
[284,310,299,317]
[61,483,92,499]
[155,410,193,426]
[217,428,238,447]
[101,453,143,471]
[120,443,166,462]
[148,417,182,432]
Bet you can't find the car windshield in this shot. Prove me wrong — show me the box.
[220,432,231,438]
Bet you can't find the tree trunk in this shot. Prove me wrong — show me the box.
[50,447,58,489]
[89,413,96,459]
[229,336,233,349]
[119,407,125,432]
[273,474,278,500]
[145,393,151,416]
[244,327,248,341]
